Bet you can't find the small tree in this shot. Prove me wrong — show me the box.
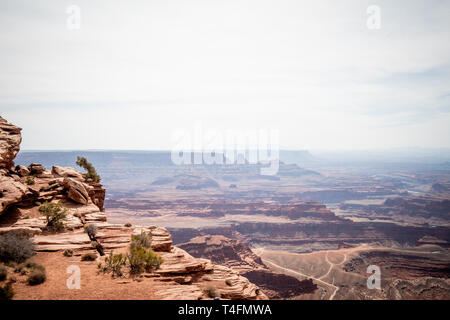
[39,202,67,231]
[76,156,101,183]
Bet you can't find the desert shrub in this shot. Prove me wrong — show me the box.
[14,264,23,273]
[25,175,35,185]
[98,251,126,277]
[0,265,7,281]
[14,262,45,275]
[0,283,14,300]
[130,231,152,249]
[127,231,162,274]
[84,224,98,239]
[204,286,219,298]
[76,156,101,183]
[0,233,35,263]
[63,249,73,257]
[126,246,163,274]
[27,270,46,285]
[81,252,97,261]
[24,261,45,272]
[39,202,67,231]
[124,222,132,227]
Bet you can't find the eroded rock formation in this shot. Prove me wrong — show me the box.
[0,117,22,169]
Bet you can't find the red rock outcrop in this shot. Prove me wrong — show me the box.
[0,117,22,169]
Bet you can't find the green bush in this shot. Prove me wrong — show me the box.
[126,231,162,274]
[127,246,163,274]
[98,251,126,277]
[0,283,14,300]
[130,231,152,249]
[76,156,101,183]
[14,262,45,274]
[14,264,23,273]
[25,175,35,185]
[27,270,46,285]
[63,249,73,257]
[39,202,67,231]
[0,233,35,263]
[84,224,98,239]
[24,262,45,272]
[81,252,97,261]
[0,265,7,281]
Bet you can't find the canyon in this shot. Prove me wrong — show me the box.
[3,116,450,299]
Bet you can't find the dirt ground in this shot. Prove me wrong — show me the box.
[7,251,160,300]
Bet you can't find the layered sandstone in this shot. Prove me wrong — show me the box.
[0,117,22,169]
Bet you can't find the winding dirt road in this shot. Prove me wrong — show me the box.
[261,258,340,300]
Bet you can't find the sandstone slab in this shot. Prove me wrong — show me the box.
[52,166,83,179]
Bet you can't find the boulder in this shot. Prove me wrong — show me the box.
[0,117,22,169]
[28,163,45,174]
[0,175,30,215]
[36,170,54,178]
[63,177,90,205]
[52,166,83,179]
[15,165,30,177]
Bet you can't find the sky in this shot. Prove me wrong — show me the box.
[0,0,449,151]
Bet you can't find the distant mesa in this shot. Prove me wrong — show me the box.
[176,175,219,190]
[151,174,219,190]
[277,163,321,177]
[151,176,175,185]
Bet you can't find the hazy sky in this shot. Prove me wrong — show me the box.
[1,0,449,150]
